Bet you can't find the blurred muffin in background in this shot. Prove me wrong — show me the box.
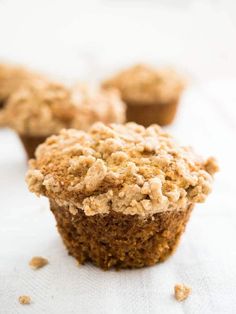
[102,64,185,126]
[71,83,126,130]
[4,80,126,158]
[0,63,43,126]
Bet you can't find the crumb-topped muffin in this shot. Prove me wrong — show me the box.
[0,63,43,126]
[4,80,126,158]
[102,64,185,126]
[26,122,218,269]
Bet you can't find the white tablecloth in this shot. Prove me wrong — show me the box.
[0,80,235,314]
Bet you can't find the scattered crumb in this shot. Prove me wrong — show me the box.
[204,157,219,175]
[174,283,191,301]
[29,256,48,270]
[18,295,31,305]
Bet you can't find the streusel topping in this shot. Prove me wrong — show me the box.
[174,284,191,301]
[71,84,126,130]
[26,122,218,217]
[4,81,126,136]
[102,64,185,105]
[0,63,44,126]
[0,63,42,101]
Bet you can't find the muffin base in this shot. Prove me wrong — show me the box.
[19,134,47,159]
[0,109,6,127]
[126,99,179,127]
[0,100,5,110]
[50,200,193,269]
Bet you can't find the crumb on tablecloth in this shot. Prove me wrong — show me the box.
[29,256,49,269]
[174,283,191,301]
[18,295,31,305]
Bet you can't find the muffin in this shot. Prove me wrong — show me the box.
[26,122,218,269]
[102,64,185,126]
[0,63,43,126]
[4,81,126,158]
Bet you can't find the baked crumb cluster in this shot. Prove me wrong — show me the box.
[102,64,185,105]
[27,122,218,217]
[29,256,49,270]
[18,295,31,305]
[174,284,191,301]
[4,81,125,136]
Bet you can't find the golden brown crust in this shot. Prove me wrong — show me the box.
[5,81,126,136]
[102,64,185,106]
[26,122,218,217]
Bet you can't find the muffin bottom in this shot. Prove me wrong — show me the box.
[126,99,179,127]
[0,108,6,127]
[0,100,5,109]
[50,200,193,269]
[19,134,47,159]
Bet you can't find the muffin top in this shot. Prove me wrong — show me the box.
[71,83,126,130]
[0,63,42,103]
[102,64,185,105]
[0,63,44,127]
[26,122,218,217]
[4,81,126,136]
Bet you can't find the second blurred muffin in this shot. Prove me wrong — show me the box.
[102,64,185,126]
[0,63,43,125]
[4,80,126,158]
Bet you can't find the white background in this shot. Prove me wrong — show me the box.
[0,1,236,314]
